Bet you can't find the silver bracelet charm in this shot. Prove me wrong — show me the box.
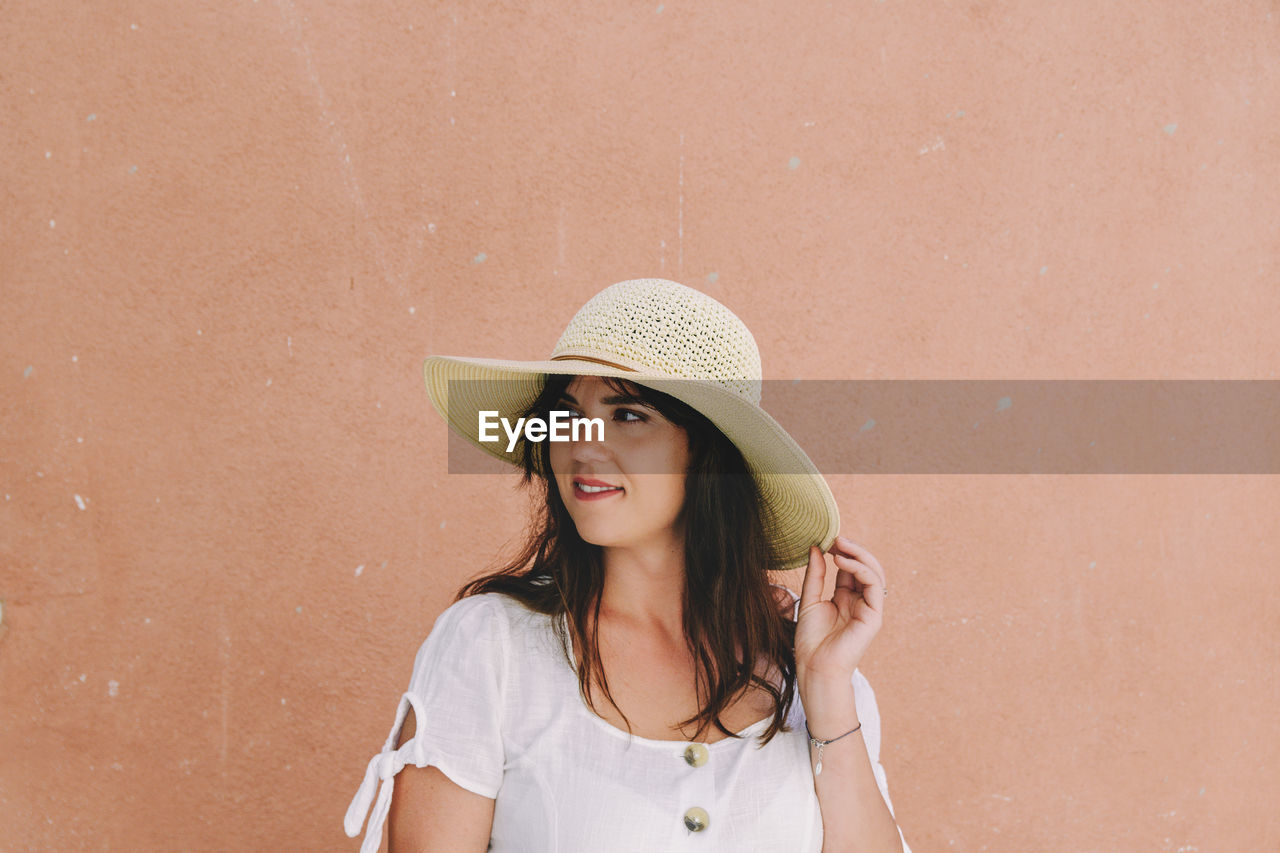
[806,721,862,776]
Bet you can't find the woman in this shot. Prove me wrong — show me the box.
[344,278,911,852]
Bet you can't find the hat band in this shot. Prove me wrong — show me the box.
[548,354,638,372]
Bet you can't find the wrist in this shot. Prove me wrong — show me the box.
[797,663,853,690]
[805,718,862,744]
[797,674,859,738]
[797,665,855,702]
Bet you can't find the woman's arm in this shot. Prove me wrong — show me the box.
[802,678,904,853]
[386,707,496,853]
[795,541,906,853]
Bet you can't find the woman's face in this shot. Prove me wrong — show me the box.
[548,375,691,551]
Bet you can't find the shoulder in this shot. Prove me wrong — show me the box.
[402,593,542,710]
[415,592,549,667]
[431,591,519,631]
[408,594,514,679]
[418,592,541,655]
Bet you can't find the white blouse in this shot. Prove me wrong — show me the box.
[344,591,911,852]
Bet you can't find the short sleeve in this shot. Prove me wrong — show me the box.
[852,668,913,853]
[343,594,509,853]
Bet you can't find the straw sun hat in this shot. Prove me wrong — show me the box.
[422,278,839,570]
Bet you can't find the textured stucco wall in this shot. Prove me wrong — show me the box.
[2,2,1278,850]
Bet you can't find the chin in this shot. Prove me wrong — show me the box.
[569,518,648,549]
[572,525,627,549]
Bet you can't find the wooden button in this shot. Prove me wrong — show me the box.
[683,806,710,832]
[683,743,709,767]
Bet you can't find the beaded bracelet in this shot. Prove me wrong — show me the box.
[805,721,862,776]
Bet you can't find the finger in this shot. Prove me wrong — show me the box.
[828,540,884,580]
[835,566,876,601]
[828,536,885,575]
[830,542,883,581]
[798,545,827,615]
[833,565,860,592]
[832,561,884,613]
[832,551,885,590]
[832,584,867,615]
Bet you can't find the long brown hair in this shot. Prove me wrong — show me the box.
[457,373,797,744]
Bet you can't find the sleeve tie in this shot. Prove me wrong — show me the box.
[343,691,429,852]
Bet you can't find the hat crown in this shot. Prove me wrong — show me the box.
[550,278,763,404]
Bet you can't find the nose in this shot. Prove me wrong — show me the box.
[568,420,612,463]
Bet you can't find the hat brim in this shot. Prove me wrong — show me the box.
[422,354,839,571]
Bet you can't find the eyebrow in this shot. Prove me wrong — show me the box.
[557,391,653,408]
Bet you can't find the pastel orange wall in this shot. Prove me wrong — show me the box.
[3,2,1277,850]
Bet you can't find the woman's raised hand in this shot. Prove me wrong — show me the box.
[794,536,888,689]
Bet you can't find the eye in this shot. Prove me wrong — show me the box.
[614,408,647,423]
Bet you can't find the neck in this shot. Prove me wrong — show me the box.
[597,530,686,637]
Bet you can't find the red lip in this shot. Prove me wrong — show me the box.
[571,476,624,501]
[574,477,620,488]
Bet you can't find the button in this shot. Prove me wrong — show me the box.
[683,806,710,832]
[683,743,709,767]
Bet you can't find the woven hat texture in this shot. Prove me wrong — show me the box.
[549,278,763,404]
